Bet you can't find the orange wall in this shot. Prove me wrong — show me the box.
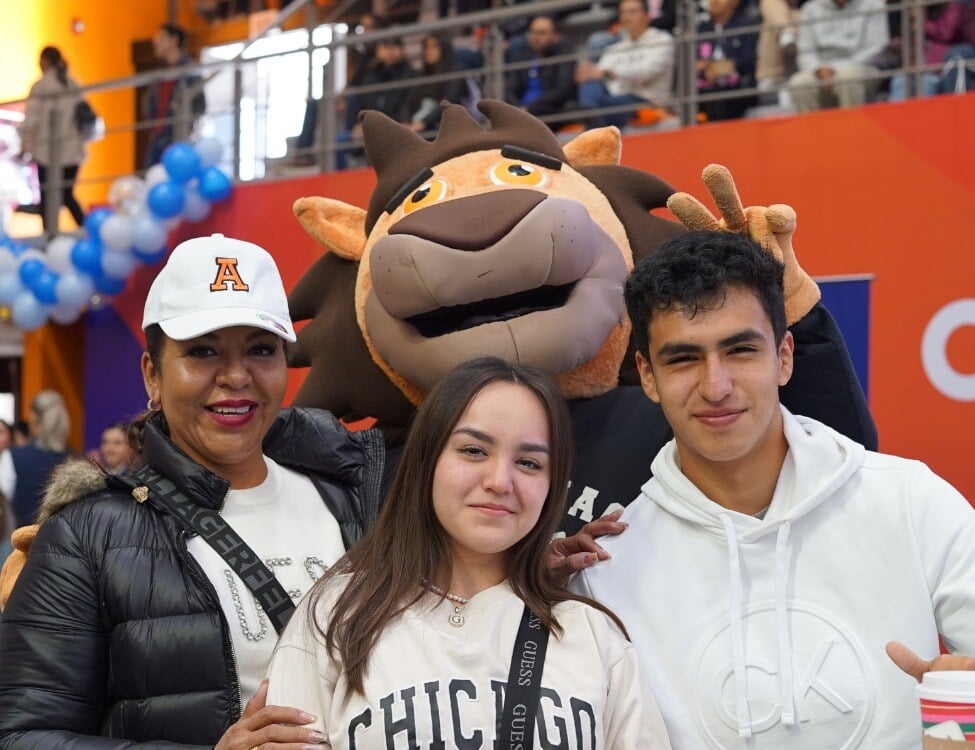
[134,94,975,502]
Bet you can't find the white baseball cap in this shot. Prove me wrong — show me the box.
[142,234,296,342]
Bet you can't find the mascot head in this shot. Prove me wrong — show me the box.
[289,100,685,433]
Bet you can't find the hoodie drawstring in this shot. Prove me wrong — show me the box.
[775,520,795,726]
[719,513,752,739]
[720,515,796,738]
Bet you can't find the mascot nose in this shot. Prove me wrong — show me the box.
[388,189,547,251]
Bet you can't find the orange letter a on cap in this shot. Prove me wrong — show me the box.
[210,257,250,292]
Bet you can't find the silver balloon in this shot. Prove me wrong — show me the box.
[108,176,148,216]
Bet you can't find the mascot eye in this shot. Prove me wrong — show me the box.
[404,178,449,214]
[489,161,550,188]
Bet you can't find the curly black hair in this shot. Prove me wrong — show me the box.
[624,230,786,359]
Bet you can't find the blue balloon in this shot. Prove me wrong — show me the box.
[71,238,103,275]
[18,258,46,286]
[147,181,186,219]
[162,142,202,183]
[84,208,113,239]
[30,271,60,305]
[197,167,232,203]
[93,273,126,296]
[11,292,48,331]
[0,274,24,305]
[133,246,168,265]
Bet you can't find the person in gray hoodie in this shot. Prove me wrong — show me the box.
[786,0,889,111]
[572,229,975,748]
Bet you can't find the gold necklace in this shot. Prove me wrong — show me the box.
[421,579,470,627]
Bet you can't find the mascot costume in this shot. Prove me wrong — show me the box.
[0,100,877,606]
[285,99,876,535]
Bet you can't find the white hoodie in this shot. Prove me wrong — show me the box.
[573,407,975,749]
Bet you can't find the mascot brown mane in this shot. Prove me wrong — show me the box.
[287,99,818,438]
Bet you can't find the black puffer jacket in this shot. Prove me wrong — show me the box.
[0,408,385,749]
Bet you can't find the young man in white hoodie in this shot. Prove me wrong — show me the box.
[571,230,975,749]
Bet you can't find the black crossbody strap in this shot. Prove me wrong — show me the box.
[131,466,295,634]
[498,604,551,750]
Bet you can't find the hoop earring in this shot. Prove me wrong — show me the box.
[146,398,158,411]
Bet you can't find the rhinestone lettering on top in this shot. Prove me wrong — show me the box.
[224,569,269,642]
[223,556,332,637]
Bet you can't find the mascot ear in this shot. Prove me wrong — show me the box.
[563,126,623,168]
[293,197,368,261]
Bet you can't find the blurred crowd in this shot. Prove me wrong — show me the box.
[303,0,975,157]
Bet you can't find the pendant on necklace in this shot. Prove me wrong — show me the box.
[448,605,465,627]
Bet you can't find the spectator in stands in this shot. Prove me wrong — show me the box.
[505,15,577,122]
[143,24,207,168]
[409,35,470,132]
[696,0,762,121]
[575,0,675,128]
[786,0,889,112]
[339,35,415,168]
[889,0,975,99]
[345,13,380,130]
[18,46,87,236]
[755,0,800,96]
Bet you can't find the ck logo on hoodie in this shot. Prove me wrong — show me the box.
[691,601,877,749]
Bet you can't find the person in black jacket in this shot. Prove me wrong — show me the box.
[0,234,385,749]
[504,15,577,121]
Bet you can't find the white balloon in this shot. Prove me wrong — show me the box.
[17,247,45,265]
[46,235,77,273]
[131,214,168,253]
[100,214,135,252]
[50,303,82,325]
[101,251,139,280]
[195,137,224,168]
[11,292,48,331]
[145,163,170,186]
[0,274,24,305]
[0,248,17,274]
[56,271,95,308]
[181,185,211,223]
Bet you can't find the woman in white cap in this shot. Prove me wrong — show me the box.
[0,234,384,749]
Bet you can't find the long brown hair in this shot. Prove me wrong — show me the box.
[312,355,626,694]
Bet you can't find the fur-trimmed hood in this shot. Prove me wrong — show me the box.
[37,458,110,525]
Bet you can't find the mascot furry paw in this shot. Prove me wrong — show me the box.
[0,525,38,610]
[286,100,876,531]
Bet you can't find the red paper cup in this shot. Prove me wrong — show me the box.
[919,672,975,749]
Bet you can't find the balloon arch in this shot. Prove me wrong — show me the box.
[0,138,234,331]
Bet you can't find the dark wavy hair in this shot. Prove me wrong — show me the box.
[40,46,68,87]
[126,324,167,455]
[624,230,787,359]
[311,356,626,694]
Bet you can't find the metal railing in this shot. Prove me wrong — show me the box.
[0,0,968,242]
